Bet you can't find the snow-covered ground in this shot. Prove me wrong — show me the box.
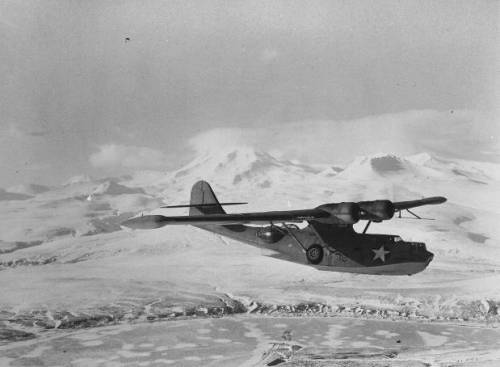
[2,316,500,366]
[0,147,499,365]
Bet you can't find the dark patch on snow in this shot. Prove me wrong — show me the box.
[453,216,473,226]
[469,179,488,185]
[467,232,489,244]
[45,227,76,239]
[174,168,189,178]
[0,240,43,254]
[0,256,57,269]
[64,253,93,264]
[87,201,112,211]
[452,168,469,178]
[0,189,33,201]
[0,327,36,344]
[233,174,242,185]
[370,156,405,173]
[259,180,272,188]
[429,226,449,232]
[452,169,487,185]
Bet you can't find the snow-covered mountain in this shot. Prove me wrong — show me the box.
[160,146,325,190]
[1,147,498,242]
[0,147,499,343]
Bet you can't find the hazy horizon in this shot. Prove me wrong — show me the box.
[1,0,498,187]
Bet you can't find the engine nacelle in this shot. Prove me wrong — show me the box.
[316,202,360,224]
[256,226,285,244]
[357,200,395,222]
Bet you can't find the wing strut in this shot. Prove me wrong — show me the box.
[280,223,307,253]
[406,209,422,219]
[396,208,434,220]
[362,220,372,234]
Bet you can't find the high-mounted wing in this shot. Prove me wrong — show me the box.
[122,209,329,230]
[392,196,447,220]
[121,197,448,230]
[393,196,447,211]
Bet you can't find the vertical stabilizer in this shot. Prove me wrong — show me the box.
[189,181,226,215]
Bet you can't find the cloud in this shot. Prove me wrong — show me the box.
[0,124,49,139]
[188,128,257,154]
[89,144,169,169]
[260,48,279,63]
[27,130,50,137]
[187,110,499,164]
[0,124,26,140]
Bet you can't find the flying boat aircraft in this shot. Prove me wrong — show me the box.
[122,181,446,275]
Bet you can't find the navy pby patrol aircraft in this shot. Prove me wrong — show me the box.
[122,181,446,275]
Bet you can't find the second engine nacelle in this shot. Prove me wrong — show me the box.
[357,200,395,222]
[256,226,285,243]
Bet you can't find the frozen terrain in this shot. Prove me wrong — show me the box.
[2,316,500,366]
[0,146,499,365]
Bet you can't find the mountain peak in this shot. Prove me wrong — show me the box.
[159,146,326,191]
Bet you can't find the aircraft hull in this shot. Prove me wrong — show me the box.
[195,223,433,276]
[315,260,432,275]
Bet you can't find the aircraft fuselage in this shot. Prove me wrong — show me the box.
[196,222,434,276]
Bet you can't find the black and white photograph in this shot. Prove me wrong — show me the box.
[0,0,499,366]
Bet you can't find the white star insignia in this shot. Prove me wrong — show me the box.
[372,246,390,262]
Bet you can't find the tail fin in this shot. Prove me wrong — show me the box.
[189,181,226,215]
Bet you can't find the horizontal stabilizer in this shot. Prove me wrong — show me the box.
[161,202,247,209]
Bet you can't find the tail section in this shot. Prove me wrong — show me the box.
[188,180,257,242]
[189,181,226,216]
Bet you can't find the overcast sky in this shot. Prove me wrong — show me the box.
[0,0,498,186]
